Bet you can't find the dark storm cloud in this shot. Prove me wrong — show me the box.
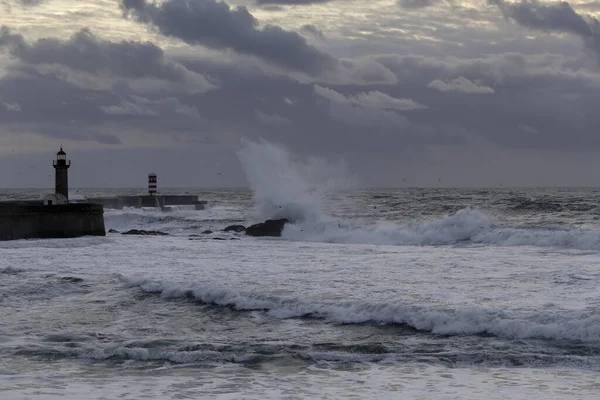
[0,26,212,92]
[368,52,600,150]
[119,0,336,75]
[0,60,208,146]
[490,0,600,59]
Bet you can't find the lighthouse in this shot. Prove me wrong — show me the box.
[52,147,71,201]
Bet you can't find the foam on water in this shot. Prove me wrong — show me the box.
[123,276,600,343]
[283,208,600,250]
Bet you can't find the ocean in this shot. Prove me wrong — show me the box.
[2,143,600,399]
[2,185,600,399]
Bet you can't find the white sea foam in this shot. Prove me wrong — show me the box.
[124,277,600,342]
[283,208,600,250]
[283,207,494,245]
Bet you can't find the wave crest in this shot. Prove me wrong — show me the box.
[124,277,600,342]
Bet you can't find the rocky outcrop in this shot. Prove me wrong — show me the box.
[202,230,213,235]
[224,225,246,233]
[245,219,289,237]
[122,229,169,236]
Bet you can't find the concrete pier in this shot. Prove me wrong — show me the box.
[0,147,106,241]
[0,202,105,240]
[86,195,206,210]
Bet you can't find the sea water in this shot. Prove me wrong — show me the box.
[1,143,600,399]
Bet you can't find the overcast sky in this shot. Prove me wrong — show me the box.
[1,0,600,188]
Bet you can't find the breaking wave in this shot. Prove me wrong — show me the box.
[124,277,600,343]
[283,208,600,250]
[236,141,600,250]
[15,341,600,369]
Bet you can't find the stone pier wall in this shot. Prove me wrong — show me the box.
[0,203,105,240]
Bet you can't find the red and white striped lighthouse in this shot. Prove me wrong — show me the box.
[148,173,157,195]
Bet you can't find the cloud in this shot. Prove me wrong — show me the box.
[350,90,427,111]
[100,95,204,120]
[256,0,334,4]
[120,0,336,75]
[427,77,495,94]
[301,24,325,41]
[398,0,441,9]
[314,85,424,127]
[490,0,600,59]
[1,0,45,7]
[0,26,214,94]
[2,101,21,111]
[255,109,293,125]
[518,123,538,134]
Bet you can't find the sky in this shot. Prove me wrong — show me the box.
[1,0,600,188]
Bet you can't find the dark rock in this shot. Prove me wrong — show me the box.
[245,219,289,237]
[230,238,240,240]
[202,230,213,235]
[108,229,120,233]
[60,277,83,283]
[223,225,246,233]
[122,229,169,236]
[212,237,227,240]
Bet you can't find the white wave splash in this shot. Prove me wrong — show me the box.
[124,277,600,342]
[237,139,354,222]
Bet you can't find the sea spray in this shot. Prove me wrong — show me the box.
[237,139,355,222]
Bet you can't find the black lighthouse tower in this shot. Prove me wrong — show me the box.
[53,147,71,201]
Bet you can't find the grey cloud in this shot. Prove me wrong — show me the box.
[490,0,600,59]
[301,24,325,41]
[427,77,495,94]
[314,85,417,128]
[255,0,333,4]
[398,0,441,9]
[100,95,204,121]
[0,66,210,146]
[0,26,213,93]
[255,109,293,125]
[2,101,21,111]
[518,124,538,134]
[92,133,123,145]
[1,0,45,8]
[120,0,336,75]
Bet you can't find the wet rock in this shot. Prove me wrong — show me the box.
[60,277,83,283]
[223,225,246,233]
[202,230,214,235]
[245,219,289,237]
[121,229,169,236]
